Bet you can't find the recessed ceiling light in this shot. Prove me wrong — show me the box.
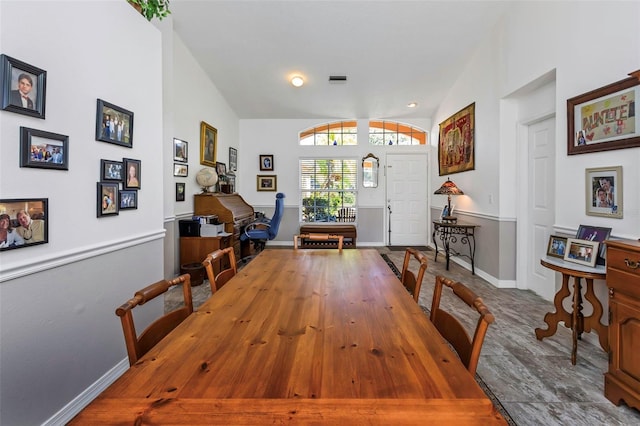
[291,76,304,87]
[407,102,418,108]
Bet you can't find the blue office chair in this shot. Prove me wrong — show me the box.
[241,193,285,254]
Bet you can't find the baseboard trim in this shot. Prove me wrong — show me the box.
[42,358,129,426]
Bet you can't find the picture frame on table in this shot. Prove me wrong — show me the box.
[95,99,134,148]
[173,163,188,177]
[200,121,217,167]
[0,54,47,119]
[259,154,274,171]
[100,159,123,182]
[576,224,612,265]
[97,182,119,217]
[173,138,188,163]
[257,175,277,191]
[0,198,48,251]
[567,71,640,155]
[123,158,141,190]
[438,102,475,175]
[229,147,237,171]
[119,190,137,210]
[216,162,227,177]
[20,127,68,170]
[546,235,568,259]
[176,182,185,202]
[585,166,622,218]
[563,238,599,268]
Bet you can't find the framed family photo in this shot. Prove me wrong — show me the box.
[173,163,188,177]
[20,127,68,170]
[173,138,188,163]
[123,158,141,190]
[576,224,611,265]
[585,166,622,218]
[200,121,217,167]
[100,159,123,182]
[119,190,137,210]
[97,182,119,217]
[259,154,274,171]
[564,238,599,267]
[176,182,185,202]
[95,99,134,148]
[0,198,48,251]
[567,72,640,155]
[546,235,568,259]
[0,54,47,119]
[257,175,277,191]
[438,103,475,175]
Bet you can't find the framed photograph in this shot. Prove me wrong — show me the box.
[438,102,475,175]
[0,54,46,119]
[0,198,48,250]
[176,182,185,202]
[123,158,141,190]
[173,138,188,163]
[257,175,277,191]
[95,99,134,148]
[229,147,238,171]
[260,154,274,171]
[585,166,623,218]
[216,162,227,177]
[200,121,217,167]
[20,127,68,170]
[119,190,137,210]
[173,163,188,177]
[100,159,123,182]
[546,235,568,259]
[97,182,119,217]
[576,224,612,265]
[568,72,640,155]
[563,238,599,268]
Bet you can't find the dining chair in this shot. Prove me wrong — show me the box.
[430,275,495,376]
[293,233,344,252]
[400,247,428,302]
[202,246,238,294]
[116,274,193,366]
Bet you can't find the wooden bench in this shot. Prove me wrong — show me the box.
[299,224,357,249]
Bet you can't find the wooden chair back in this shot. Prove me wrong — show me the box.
[293,233,344,252]
[430,275,495,376]
[400,247,428,302]
[202,247,238,293]
[116,274,193,366]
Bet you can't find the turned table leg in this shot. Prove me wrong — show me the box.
[535,273,572,340]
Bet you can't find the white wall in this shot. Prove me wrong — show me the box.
[0,2,164,424]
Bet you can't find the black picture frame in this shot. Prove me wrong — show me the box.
[174,163,188,177]
[260,154,274,171]
[100,159,123,182]
[174,138,188,163]
[95,99,134,147]
[20,127,68,170]
[216,162,227,177]
[0,198,48,251]
[97,182,119,217]
[229,147,238,171]
[123,158,141,190]
[119,190,138,210]
[176,182,185,201]
[575,224,612,265]
[0,54,46,119]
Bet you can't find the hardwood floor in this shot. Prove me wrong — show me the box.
[380,246,640,426]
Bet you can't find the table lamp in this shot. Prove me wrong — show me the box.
[434,178,464,220]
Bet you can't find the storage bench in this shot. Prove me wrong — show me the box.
[299,224,357,249]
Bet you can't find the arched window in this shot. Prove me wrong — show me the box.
[369,121,426,145]
[299,121,358,145]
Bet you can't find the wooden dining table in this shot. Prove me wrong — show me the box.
[70,249,505,425]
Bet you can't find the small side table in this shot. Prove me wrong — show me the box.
[535,257,608,365]
[432,220,477,274]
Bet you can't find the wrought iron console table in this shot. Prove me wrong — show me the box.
[432,220,477,274]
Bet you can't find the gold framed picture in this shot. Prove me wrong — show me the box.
[200,121,217,167]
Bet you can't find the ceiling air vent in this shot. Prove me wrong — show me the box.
[328,75,347,84]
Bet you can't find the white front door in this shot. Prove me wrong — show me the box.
[386,153,428,246]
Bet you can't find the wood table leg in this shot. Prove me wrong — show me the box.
[571,277,583,365]
[582,278,609,352]
[535,273,572,340]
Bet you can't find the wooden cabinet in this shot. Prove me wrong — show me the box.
[180,236,231,275]
[605,239,640,410]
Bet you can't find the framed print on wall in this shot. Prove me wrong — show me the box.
[123,158,141,190]
[100,159,123,182]
[567,71,640,155]
[563,238,599,268]
[119,190,137,210]
[259,154,274,171]
[173,163,188,177]
[229,147,237,171]
[0,198,48,250]
[200,121,217,167]
[176,182,185,202]
[20,127,68,170]
[546,235,568,259]
[438,102,475,175]
[585,166,622,218]
[97,182,119,217]
[174,138,188,163]
[0,54,47,119]
[257,175,277,191]
[95,99,134,148]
